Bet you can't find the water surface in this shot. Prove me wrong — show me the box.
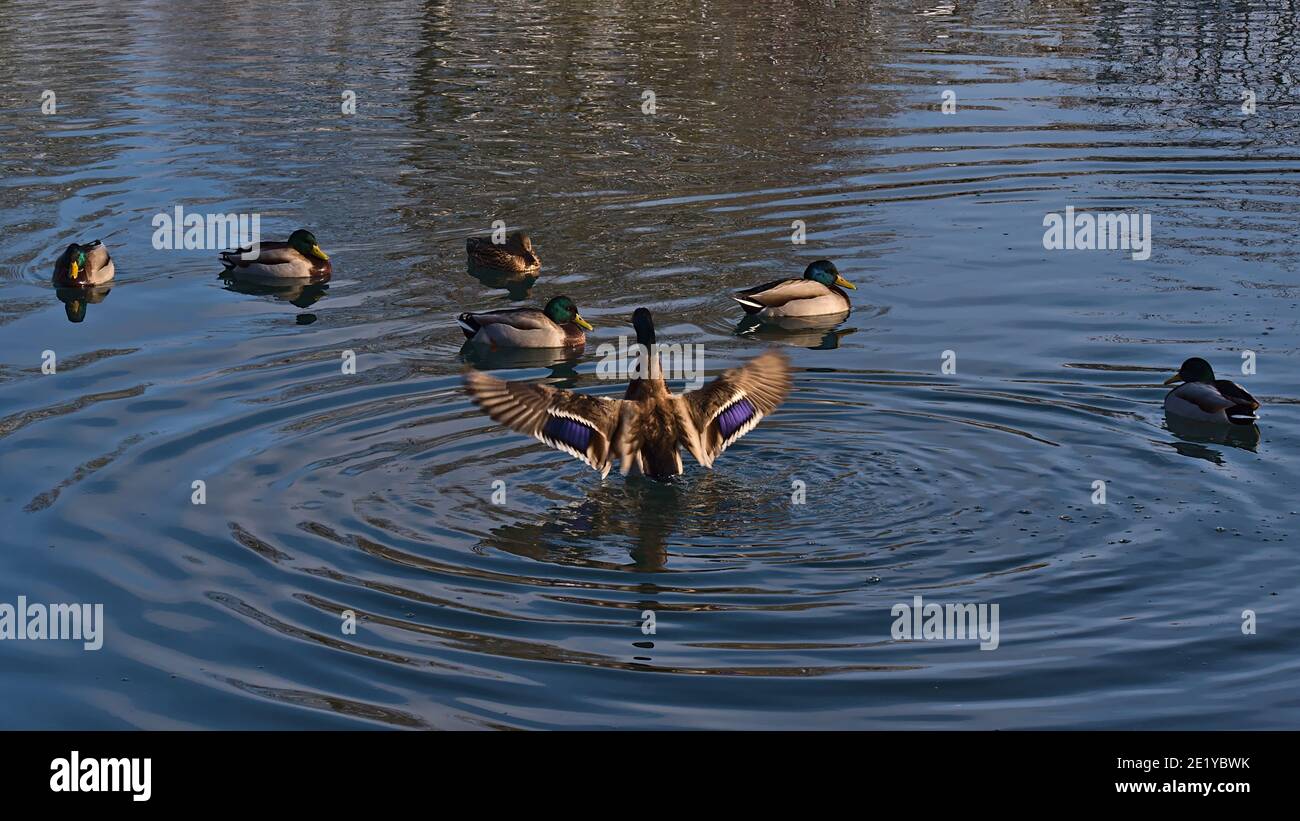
[1,0,1298,729]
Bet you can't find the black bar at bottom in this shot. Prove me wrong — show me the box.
[2,730,1286,806]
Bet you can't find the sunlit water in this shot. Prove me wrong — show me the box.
[1,0,1298,729]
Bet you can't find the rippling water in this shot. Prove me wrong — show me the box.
[1,0,1298,729]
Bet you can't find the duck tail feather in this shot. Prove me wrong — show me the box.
[456,313,480,338]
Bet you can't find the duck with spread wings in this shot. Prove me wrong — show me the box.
[464,308,792,479]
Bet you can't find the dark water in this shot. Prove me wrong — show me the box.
[1,0,1298,729]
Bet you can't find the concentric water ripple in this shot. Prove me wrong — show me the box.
[1,0,1298,729]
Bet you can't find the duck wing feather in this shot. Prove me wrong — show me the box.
[465,370,621,477]
[675,349,792,467]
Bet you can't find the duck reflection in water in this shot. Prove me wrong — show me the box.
[55,285,113,323]
[458,344,583,383]
[478,471,779,572]
[466,263,538,301]
[1165,414,1261,465]
[735,311,855,350]
[220,272,329,309]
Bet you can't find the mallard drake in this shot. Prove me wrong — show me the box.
[465,307,792,479]
[458,295,592,348]
[52,240,114,287]
[733,259,855,318]
[219,229,331,280]
[467,231,540,273]
[1163,357,1260,425]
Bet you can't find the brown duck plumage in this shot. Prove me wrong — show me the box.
[465,308,792,478]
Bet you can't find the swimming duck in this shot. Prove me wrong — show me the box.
[52,240,115,287]
[1162,357,1260,425]
[219,229,331,280]
[458,296,592,348]
[467,231,540,273]
[733,259,855,318]
[465,307,792,478]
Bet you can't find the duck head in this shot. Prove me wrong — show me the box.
[61,243,89,281]
[804,259,855,290]
[632,307,656,346]
[1164,357,1215,385]
[506,232,539,265]
[288,229,330,262]
[544,295,592,330]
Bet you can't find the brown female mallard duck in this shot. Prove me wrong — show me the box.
[465,308,792,478]
[733,259,855,318]
[1162,357,1260,425]
[458,296,592,348]
[52,240,115,287]
[466,231,539,273]
[219,229,331,280]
